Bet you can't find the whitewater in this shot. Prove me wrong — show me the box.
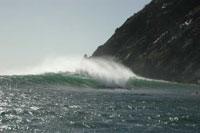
[0,57,199,132]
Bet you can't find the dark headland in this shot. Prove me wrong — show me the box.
[92,0,200,85]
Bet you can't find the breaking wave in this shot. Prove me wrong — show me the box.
[0,57,198,89]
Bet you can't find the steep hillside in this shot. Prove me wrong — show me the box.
[93,0,200,84]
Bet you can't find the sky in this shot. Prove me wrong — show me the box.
[0,0,150,73]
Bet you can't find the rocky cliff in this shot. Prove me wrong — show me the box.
[92,0,200,84]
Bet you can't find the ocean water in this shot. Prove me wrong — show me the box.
[0,58,199,133]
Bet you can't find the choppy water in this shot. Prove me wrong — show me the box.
[0,73,200,133]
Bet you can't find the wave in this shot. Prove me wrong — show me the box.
[0,72,199,90]
[0,57,199,89]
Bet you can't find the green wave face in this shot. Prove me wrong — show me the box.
[0,73,101,89]
[131,79,200,89]
[0,73,199,90]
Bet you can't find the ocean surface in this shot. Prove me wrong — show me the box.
[0,73,199,133]
[0,58,199,133]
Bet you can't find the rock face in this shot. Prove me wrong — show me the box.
[92,0,200,84]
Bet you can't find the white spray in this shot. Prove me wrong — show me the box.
[76,57,137,88]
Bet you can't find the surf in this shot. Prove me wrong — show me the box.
[0,56,199,90]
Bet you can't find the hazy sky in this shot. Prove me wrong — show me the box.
[0,0,150,72]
